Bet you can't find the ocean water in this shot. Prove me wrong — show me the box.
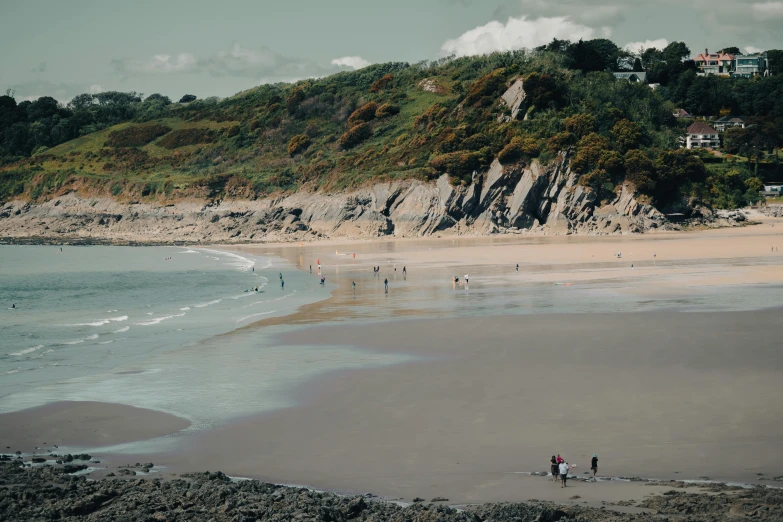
[0,245,392,422]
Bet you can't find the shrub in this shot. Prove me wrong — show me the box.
[286,87,306,114]
[287,134,312,156]
[612,119,644,152]
[339,122,372,149]
[464,68,507,106]
[547,131,576,154]
[461,133,489,151]
[429,150,487,180]
[158,128,216,149]
[347,102,379,126]
[564,114,596,139]
[178,94,197,103]
[106,124,171,148]
[370,74,394,93]
[375,103,400,118]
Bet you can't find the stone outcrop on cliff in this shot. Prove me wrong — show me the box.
[0,152,689,244]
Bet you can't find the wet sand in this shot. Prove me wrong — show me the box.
[4,221,783,506]
[0,401,190,450]
[160,309,783,504]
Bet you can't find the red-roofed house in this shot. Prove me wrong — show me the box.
[686,122,720,149]
[694,49,735,76]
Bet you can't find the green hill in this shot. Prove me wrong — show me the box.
[2,40,782,210]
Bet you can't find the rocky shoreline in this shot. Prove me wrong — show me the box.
[0,153,748,245]
[1,459,781,521]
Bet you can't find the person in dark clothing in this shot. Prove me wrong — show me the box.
[384,278,388,292]
[402,266,407,275]
[516,264,519,272]
[550,455,558,482]
[591,454,598,480]
[281,279,284,289]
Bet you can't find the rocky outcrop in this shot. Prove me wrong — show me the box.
[1,461,782,521]
[0,153,724,244]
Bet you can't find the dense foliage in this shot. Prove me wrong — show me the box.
[1,39,782,210]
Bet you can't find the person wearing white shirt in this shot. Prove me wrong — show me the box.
[558,461,569,487]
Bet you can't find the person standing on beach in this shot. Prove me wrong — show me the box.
[559,460,569,487]
[464,274,469,284]
[281,279,284,289]
[384,278,388,292]
[403,266,407,275]
[591,454,598,480]
[516,264,519,272]
[352,281,356,292]
[556,454,563,465]
[550,455,558,482]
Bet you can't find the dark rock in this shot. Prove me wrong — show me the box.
[412,497,425,503]
[31,457,47,463]
[431,497,449,502]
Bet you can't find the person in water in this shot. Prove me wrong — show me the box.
[279,273,283,280]
[320,276,325,285]
[281,279,284,289]
[591,454,598,480]
[309,265,312,273]
[11,304,15,309]
[550,455,559,482]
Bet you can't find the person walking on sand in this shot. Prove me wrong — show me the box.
[384,278,388,292]
[550,455,559,482]
[559,460,569,487]
[403,266,407,275]
[516,263,519,272]
[352,281,356,291]
[591,454,598,481]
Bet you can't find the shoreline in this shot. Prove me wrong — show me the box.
[3,222,783,509]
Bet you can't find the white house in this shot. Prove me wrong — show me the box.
[686,122,720,149]
[713,116,747,132]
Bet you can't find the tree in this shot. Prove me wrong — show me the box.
[572,133,610,173]
[145,93,171,104]
[68,93,95,110]
[612,119,644,152]
[719,47,741,55]
[767,50,783,75]
[633,58,644,72]
[564,113,596,139]
[178,94,197,103]
[624,149,656,194]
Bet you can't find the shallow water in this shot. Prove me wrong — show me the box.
[0,245,333,405]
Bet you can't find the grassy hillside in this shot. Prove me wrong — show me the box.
[2,44,782,209]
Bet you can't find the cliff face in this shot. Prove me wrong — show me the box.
[0,153,710,244]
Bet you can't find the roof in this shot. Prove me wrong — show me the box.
[613,71,647,82]
[714,116,746,123]
[694,52,734,63]
[673,109,692,118]
[687,122,718,134]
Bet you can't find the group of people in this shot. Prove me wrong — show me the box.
[550,454,598,488]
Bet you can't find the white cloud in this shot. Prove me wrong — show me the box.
[624,38,669,53]
[752,2,783,19]
[745,45,763,53]
[89,84,104,94]
[116,53,197,74]
[330,56,371,70]
[440,16,597,57]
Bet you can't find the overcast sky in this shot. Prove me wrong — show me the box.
[2,0,782,103]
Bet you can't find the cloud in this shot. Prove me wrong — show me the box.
[752,1,783,19]
[89,84,105,94]
[330,56,371,70]
[744,45,763,54]
[31,62,47,73]
[112,43,365,85]
[112,53,197,75]
[624,38,669,53]
[6,80,100,104]
[440,16,597,57]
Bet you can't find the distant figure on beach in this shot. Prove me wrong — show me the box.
[617,251,622,259]
[252,267,254,272]
[464,274,469,284]
[320,276,325,285]
[403,266,407,275]
[11,304,15,309]
[281,279,284,289]
[591,454,598,480]
[309,265,312,273]
[353,253,356,259]
[516,264,519,272]
[352,281,356,291]
[279,273,283,280]
[631,263,634,269]
[550,455,558,482]
[556,454,563,464]
[384,278,388,292]
[559,461,569,487]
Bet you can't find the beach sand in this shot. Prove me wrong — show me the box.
[4,221,783,507]
[0,401,190,450]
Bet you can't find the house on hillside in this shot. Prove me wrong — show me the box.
[613,71,647,83]
[694,50,735,76]
[673,109,692,119]
[732,53,768,78]
[685,122,720,149]
[713,116,747,132]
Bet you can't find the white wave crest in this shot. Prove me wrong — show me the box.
[66,315,128,327]
[113,326,130,333]
[194,299,221,308]
[180,307,191,311]
[136,313,186,326]
[235,310,277,323]
[9,345,44,356]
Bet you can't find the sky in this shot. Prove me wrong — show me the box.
[1,0,782,103]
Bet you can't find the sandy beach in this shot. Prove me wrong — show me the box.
[2,220,783,510]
